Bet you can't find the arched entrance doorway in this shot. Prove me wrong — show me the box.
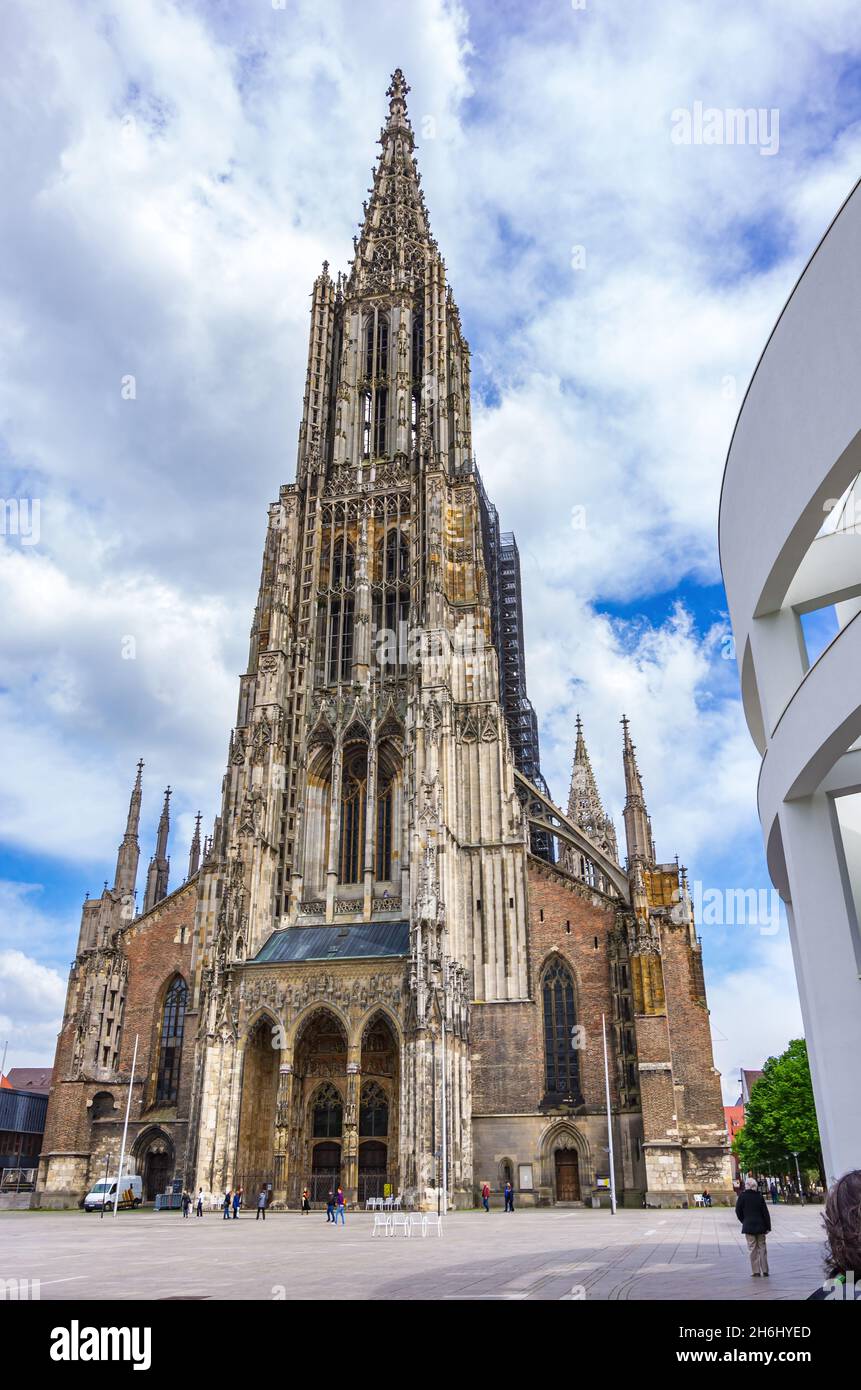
[294,1010,348,1205]
[358,1141,387,1201]
[555,1148,581,1202]
[133,1128,175,1203]
[236,1014,280,1199]
[359,1013,399,1198]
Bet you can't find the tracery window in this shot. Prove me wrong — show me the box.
[412,314,424,380]
[542,958,580,1099]
[375,776,393,880]
[374,387,388,457]
[362,390,372,459]
[339,749,367,883]
[364,320,374,380]
[359,1081,389,1137]
[156,976,187,1104]
[376,318,389,377]
[312,1082,343,1138]
[324,539,354,684]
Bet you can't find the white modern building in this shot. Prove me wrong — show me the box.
[720,177,861,1183]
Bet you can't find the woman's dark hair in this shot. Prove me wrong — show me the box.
[822,1170,861,1276]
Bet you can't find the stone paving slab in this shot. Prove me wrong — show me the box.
[0,1205,826,1302]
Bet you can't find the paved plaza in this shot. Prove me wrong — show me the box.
[1,1203,826,1301]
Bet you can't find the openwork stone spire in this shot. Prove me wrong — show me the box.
[113,759,143,897]
[187,811,202,880]
[143,787,171,913]
[566,715,618,862]
[348,68,434,297]
[621,715,655,868]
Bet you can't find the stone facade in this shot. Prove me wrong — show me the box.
[37,71,733,1213]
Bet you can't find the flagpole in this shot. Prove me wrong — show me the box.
[113,1033,138,1217]
[602,1013,617,1215]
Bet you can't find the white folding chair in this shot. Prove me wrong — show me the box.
[423,1214,443,1238]
[392,1194,402,1210]
[372,1213,389,1237]
[407,1213,424,1238]
[389,1212,410,1237]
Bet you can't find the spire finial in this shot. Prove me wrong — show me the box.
[387,68,411,116]
[187,811,202,880]
[113,758,144,896]
[564,714,619,872]
[622,715,654,868]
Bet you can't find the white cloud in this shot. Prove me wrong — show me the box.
[707,933,805,1104]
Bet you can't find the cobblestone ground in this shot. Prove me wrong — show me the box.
[1,1204,826,1301]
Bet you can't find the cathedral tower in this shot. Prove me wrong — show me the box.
[189,70,530,1206]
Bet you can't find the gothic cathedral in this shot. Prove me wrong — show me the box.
[37,72,733,1210]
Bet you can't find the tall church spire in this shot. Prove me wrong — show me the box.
[143,787,171,914]
[187,811,202,880]
[349,68,433,297]
[566,715,618,861]
[622,716,654,867]
[113,759,143,897]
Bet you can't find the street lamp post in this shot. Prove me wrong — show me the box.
[790,1151,804,1206]
[602,1013,617,1215]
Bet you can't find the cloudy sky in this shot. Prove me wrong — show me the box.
[3,0,859,1095]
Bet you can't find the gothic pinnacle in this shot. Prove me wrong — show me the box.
[143,786,172,914]
[565,714,618,863]
[621,715,654,868]
[188,811,202,880]
[113,758,144,897]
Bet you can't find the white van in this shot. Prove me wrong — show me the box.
[83,1175,143,1210]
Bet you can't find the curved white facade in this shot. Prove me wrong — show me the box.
[720,177,861,1182]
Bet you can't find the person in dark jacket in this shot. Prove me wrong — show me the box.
[736,1176,771,1276]
[808,1169,861,1300]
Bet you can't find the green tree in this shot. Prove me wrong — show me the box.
[732,1039,823,1182]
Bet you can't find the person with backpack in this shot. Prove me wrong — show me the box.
[326,1190,335,1223]
[181,1190,191,1218]
[222,1190,231,1221]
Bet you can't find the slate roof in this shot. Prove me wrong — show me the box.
[252,921,409,964]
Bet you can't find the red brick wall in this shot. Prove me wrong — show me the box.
[472,860,618,1114]
[41,883,197,1178]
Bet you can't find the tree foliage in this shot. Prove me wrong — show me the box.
[732,1038,823,1179]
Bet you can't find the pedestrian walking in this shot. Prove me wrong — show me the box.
[808,1170,861,1300]
[222,1190,231,1221]
[736,1176,771,1277]
[256,1187,267,1221]
[232,1188,242,1220]
[196,1187,204,1217]
[702,1189,711,1208]
[769,1181,779,1204]
[181,1190,191,1218]
[326,1190,335,1223]
[302,1187,311,1214]
[481,1181,490,1213]
[335,1186,346,1225]
[504,1181,514,1212]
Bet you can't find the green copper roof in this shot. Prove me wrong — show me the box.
[252,921,410,964]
